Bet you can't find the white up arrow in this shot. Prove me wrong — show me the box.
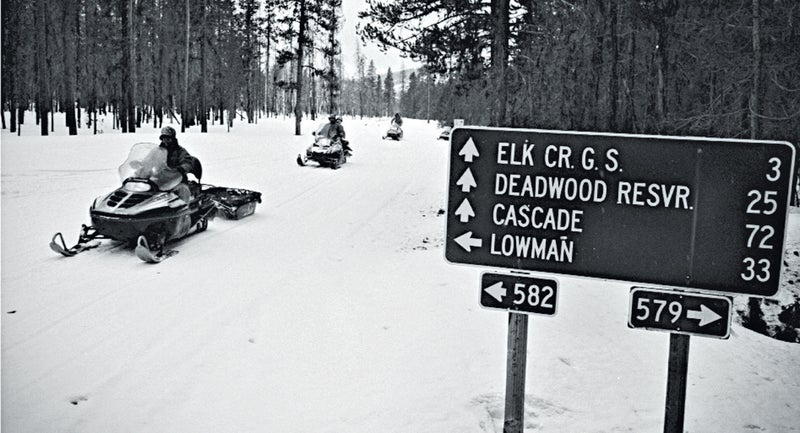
[456,168,477,193]
[686,304,723,327]
[455,231,482,252]
[484,281,507,303]
[459,137,480,163]
[455,198,475,223]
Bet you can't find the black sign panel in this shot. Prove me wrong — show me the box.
[480,273,558,316]
[445,127,795,296]
[628,288,731,339]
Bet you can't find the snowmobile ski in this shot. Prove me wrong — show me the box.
[296,154,307,166]
[135,235,179,263]
[49,226,102,257]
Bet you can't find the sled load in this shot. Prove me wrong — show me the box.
[296,122,349,169]
[50,142,262,263]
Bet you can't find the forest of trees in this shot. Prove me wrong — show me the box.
[0,0,355,136]
[2,0,799,147]
[361,0,800,146]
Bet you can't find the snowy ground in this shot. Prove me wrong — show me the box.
[2,114,799,432]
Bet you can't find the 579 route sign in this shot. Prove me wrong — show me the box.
[445,127,795,296]
[628,287,732,339]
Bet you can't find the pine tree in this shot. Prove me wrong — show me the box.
[384,67,395,116]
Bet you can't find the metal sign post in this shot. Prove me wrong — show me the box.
[664,333,690,433]
[504,312,528,433]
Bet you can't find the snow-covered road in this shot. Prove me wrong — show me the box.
[3,117,799,432]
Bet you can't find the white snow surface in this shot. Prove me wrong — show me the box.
[2,115,799,433]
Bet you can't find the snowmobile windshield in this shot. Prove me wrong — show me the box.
[314,123,335,147]
[118,142,182,191]
[315,123,332,137]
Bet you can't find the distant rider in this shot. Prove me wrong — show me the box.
[391,112,403,128]
[159,126,197,201]
[326,115,352,155]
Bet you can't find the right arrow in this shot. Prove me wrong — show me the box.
[454,231,483,252]
[455,198,475,223]
[458,137,480,163]
[686,304,723,327]
[483,281,507,303]
[456,168,477,193]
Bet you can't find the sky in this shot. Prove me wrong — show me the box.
[340,0,423,78]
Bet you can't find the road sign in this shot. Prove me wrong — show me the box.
[480,273,558,316]
[628,287,732,338]
[445,127,795,296]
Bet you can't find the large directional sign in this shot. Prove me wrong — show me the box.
[445,127,795,296]
[628,287,732,338]
[480,273,558,316]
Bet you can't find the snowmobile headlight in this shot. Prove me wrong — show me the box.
[123,180,152,192]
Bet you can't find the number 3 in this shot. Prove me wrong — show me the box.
[767,157,781,182]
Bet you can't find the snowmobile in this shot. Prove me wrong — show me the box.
[50,142,262,263]
[382,122,403,141]
[296,122,348,169]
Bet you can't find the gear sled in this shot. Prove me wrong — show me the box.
[50,142,262,263]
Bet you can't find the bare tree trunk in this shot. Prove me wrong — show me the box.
[490,0,510,127]
[750,0,762,139]
[294,0,308,135]
[606,0,619,132]
[310,28,317,121]
[62,0,78,135]
[200,0,207,132]
[182,0,190,132]
[36,0,50,136]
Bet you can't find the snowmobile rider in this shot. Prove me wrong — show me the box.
[392,113,403,128]
[159,126,196,201]
[326,115,352,155]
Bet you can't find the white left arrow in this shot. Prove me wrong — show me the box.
[455,231,482,252]
[456,168,477,193]
[686,304,723,327]
[484,281,506,303]
[459,137,480,163]
[455,198,475,223]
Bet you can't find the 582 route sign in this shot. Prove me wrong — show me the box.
[445,127,795,297]
[480,272,558,316]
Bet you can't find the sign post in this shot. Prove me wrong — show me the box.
[504,313,528,433]
[664,333,690,433]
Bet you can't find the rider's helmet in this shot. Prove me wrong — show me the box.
[328,114,337,122]
[159,126,176,140]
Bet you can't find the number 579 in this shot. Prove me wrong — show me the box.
[636,298,682,323]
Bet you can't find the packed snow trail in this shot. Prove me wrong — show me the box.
[3,117,799,433]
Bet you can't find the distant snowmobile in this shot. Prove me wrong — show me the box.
[382,122,403,141]
[50,142,262,263]
[296,122,348,169]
